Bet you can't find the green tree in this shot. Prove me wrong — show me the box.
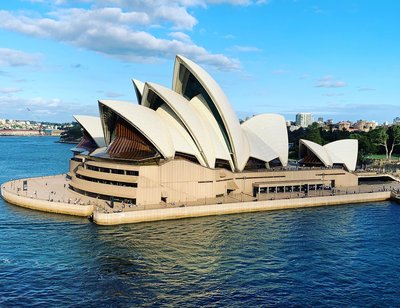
[388,125,400,160]
[59,123,83,142]
[350,132,376,164]
[370,126,389,159]
[369,125,400,160]
[303,122,324,144]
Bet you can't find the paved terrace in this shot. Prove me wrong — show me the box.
[2,174,400,216]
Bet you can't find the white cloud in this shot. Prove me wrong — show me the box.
[223,34,236,39]
[0,48,41,67]
[0,94,94,121]
[315,76,347,88]
[86,0,267,8]
[29,97,62,107]
[169,31,192,42]
[358,87,376,91]
[299,73,309,80]
[228,45,262,52]
[104,91,124,98]
[206,0,267,5]
[312,5,324,14]
[62,1,199,29]
[4,0,269,70]
[0,8,240,71]
[152,5,197,29]
[25,0,68,4]
[0,87,22,94]
[23,0,269,24]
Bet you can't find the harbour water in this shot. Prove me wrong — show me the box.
[1,137,400,306]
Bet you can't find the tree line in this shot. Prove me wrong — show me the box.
[288,123,400,163]
[59,122,83,143]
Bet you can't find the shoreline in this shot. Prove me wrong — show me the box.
[1,175,398,225]
[0,130,63,137]
[1,187,93,217]
[0,134,60,137]
[56,140,80,144]
[92,191,392,225]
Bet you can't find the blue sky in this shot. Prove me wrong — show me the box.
[0,0,399,123]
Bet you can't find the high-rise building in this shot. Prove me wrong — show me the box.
[295,113,313,128]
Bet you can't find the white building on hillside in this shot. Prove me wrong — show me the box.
[295,113,313,128]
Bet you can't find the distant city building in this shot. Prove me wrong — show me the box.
[367,121,378,130]
[288,125,301,132]
[353,120,377,132]
[295,113,313,128]
[394,117,400,125]
[315,117,324,127]
[338,121,351,131]
[0,118,67,134]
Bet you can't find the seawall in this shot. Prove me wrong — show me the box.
[93,191,392,225]
[1,176,395,225]
[1,184,93,217]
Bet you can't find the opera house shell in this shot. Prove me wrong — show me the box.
[299,139,358,172]
[67,55,358,206]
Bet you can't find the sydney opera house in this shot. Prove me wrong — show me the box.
[67,55,358,207]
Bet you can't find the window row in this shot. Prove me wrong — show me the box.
[77,174,138,188]
[85,164,139,176]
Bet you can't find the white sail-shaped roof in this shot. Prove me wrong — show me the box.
[132,79,145,104]
[242,128,280,163]
[73,115,105,148]
[189,95,234,169]
[98,100,175,159]
[300,139,332,167]
[172,54,250,171]
[156,104,206,166]
[324,139,358,171]
[300,139,358,171]
[73,55,299,171]
[142,82,217,168]
[242,114,289,166]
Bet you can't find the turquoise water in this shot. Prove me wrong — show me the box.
[1,137,400,307]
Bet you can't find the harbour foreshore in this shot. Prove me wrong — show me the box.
[1,187,93,216]
[1,174,398,225]
[1,175,94,217]
[0,129,63,136]
[93,191,392,225]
